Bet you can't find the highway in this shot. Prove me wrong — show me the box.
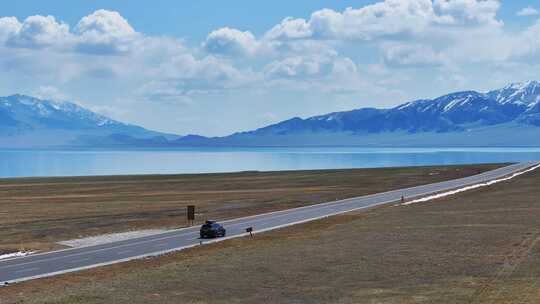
[1,162,538,285]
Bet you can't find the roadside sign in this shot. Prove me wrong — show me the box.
[187,205,195,225]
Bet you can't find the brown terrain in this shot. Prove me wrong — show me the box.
[0,164,500,254]
[3,163,539,303]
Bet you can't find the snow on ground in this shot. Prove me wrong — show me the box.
[58,229,167,248]
[402,163,540,206]
[0,251,34,260]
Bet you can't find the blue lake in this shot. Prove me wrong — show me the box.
[1,147,540,178]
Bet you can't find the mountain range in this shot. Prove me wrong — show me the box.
[1,81,540,148]
[0,94,177,148]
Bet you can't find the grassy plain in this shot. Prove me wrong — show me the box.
[0,164,501,254]
[2,164,539,303]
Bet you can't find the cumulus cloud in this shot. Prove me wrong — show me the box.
[5,15,71,49]
[75,9,138,54]
[203,27,258,56]
[0,0,538,127]
[262,52,362,94]
[433,0,502,26]
[0,10,138,54]
[517,6,539,17]
[0,9,253,105]
[265,17,313,40]
[263,0,501,42]
[0,17,21,42]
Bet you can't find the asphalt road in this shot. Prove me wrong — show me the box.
[1,162,538,285]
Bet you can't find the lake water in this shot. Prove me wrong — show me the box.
[1,147,540,178]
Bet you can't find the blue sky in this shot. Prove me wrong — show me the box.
[1,0,540,136]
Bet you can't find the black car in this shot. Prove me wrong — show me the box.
[200,220,226,239]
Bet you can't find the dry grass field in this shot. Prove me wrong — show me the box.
[0,164,500,254]
[2,163,540,303]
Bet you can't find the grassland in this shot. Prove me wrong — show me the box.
[2,163,540,303]
[0,164,500,254]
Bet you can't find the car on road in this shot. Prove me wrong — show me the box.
[200,220,226,239]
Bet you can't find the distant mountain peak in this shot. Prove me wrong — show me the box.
[0,94,178,147]
[488,80,540,106]
[1,94,126,129]
[223,81,540,139]
[502,80,540,91]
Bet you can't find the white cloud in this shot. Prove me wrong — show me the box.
[264,17,312,40]
[5,15,71,49]
[263,0,501,42]
[517,6,539,17]
[1,1,540,136]
[433,0,502,26]
[262,53,362,94]
[0,17,21,42]
[264,56,326,78]
[0,10,138,54]
[0,9,248,99]
[75,9,138,54]
[203,27,258,56]
[512,20,540,59]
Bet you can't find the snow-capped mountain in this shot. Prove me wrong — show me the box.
[2,81,540,148]
[0,94,176,147]
[486,80,540,106]
[0,94,126,131]
[228,81,540,139]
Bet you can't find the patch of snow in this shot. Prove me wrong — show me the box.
[36,103,51,116]
[0,251,35,260]
[58,229,168,248]
[420,103,435,112]
[443,99,463,112]
[401,163,540,206]
[396,102,413,110]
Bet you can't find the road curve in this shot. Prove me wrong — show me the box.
[1,162,538,285]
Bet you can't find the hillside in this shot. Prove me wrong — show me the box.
[175,81,540,147]
[0,95,177,148]
[1,81,540,148]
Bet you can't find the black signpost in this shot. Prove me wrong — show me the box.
[187,205,195,226]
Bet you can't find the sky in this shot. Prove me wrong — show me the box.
[1,0,540,136]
